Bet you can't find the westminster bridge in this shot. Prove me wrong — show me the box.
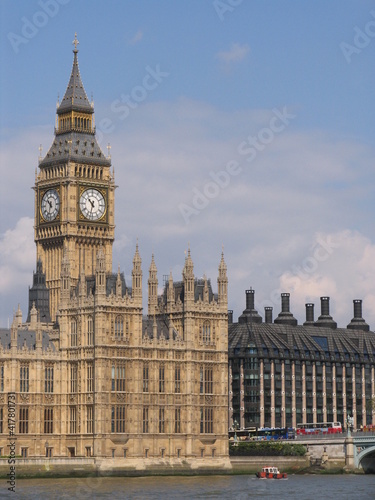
[296,432,375,473]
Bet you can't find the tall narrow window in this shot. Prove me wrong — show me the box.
[200,407,213,434]
[202,321,211,343]
[70,319,77,347]
[111,363,126,391]
[205,367,213,394]
[159,408,165,433]
[111,406,126,433]
[0,365,3,392]
[70,364,77,393]
[19,407,29,434]
[87,316,93,345]
[116,364,126,391]
[175,366,181,393]
[87,406,93,434]
[87,363,93,392]
[69,406,77,434]
[20,365,29,393]
[45,365,54,393]
[0,408,3,433]
[175,408,181,433]
[159,365,165,393]
[114,316,124,338]
[143,407,149,433]
[44,408,53,434]
[200,366,213,394]
[143,365,149,393]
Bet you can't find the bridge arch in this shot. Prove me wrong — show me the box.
[355,444,375,473]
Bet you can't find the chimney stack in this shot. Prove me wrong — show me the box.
[238,288,262,324]
[347,299,369,331]
[314,297,337,329]
[274,293,298,326]
[228,310,233,324]
[264,307,273,324]
[304,303,315,326]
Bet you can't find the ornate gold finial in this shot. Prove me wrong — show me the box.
[107,143,111,159]
[72,33,79,52]
[38,144,43,163]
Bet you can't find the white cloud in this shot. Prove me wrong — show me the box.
[216,43,250,64]
[0,217,34,325]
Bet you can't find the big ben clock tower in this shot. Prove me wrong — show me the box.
[35,34,115,321]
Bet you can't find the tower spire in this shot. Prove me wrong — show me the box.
[57,33,92,114]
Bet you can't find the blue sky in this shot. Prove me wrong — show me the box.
[1,0,375,328]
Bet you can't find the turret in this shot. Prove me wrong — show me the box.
[183,248,194,305]
[167,271,174,309]
[95,245,106,295]
[116,265,122,297]
[132,243,142,305]
[217,251,228,308]
[60,247,71,302]
[148,254,158,315]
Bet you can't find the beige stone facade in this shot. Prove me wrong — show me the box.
[0,42,230,469]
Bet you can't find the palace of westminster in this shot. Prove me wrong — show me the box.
[0,39,374,469]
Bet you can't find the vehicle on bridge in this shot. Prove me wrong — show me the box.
[229,426,296,441]
[296,421,342,435]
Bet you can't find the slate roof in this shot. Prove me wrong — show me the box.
[57,49,93,114]
[0,328,56,351]
[39,131,110,168]
[228,321,375,364]
[39,46,110,168]
[142,315,181,341]
[160,278,217,305]
[75,273,129,298]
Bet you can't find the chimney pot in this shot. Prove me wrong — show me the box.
[304,303,315,325]
[281,292,290,312]
[245,289,255,311]
[265,307,273,324]
[228,310,233,324]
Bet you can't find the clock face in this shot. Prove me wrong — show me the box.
[80,188,106,221]
[41,189,60,222]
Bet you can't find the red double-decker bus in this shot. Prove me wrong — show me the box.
[296,421,342,435]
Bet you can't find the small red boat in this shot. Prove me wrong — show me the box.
[256,466,288,479]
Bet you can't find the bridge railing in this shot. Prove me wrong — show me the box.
[296,431,375,440]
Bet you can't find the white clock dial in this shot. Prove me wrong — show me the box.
[80,188,106,221]
[41,189,60,221]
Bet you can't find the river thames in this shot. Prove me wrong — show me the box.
[4,474,375,499]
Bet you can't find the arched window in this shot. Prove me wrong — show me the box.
[202,321,211,343]
[87,316,93,345]
[70,318,77,347]
[115,316,124,338]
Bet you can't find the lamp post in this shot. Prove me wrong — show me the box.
[233,419,239,445]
